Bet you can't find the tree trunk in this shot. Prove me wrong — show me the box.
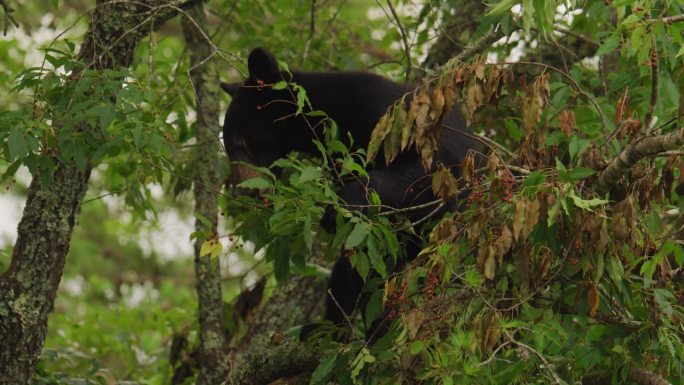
[182,3,231,384]
[0,1,194,383]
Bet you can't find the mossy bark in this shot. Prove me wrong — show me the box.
[181,3,231,384]
[0,1,195,383]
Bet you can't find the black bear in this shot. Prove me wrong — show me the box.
[221,47,480,340]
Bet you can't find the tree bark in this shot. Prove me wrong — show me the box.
[181,3,231,384]
[421,1,488,70]
[0,1,195,383]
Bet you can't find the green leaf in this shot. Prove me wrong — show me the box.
[309,353,337,385]
[351,251,370,280]
[199,240,214,257]
[409,340,424,354]
[273,253,290,281]
[364,290,383,331]
[547,194,561,227]
[351,347,375,382]
[486,0,518,17]
[210,242,223,259]
[296,86,308,114]
[567,189,608,211]
[100,102,115,130]
[297,166,320,184]
[303,213,313,252]
[612,0,635,8]
[237,177,271,190]
[272,80,288,90]
[8,126,28,160]
[345,222,368,249]
[367,235,387,277]
[569,135,590,161]
[597,34,621,56]
[567,167,596,181]
[521,171,546,188]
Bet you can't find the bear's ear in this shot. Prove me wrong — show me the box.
[247,47,280,83]
[220,82,241,96]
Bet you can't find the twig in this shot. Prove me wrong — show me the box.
[446,27,503,66]
[553,26,599,47]
[503,330,564,385]
[327,288,356,331]
[0,0,19,36]
[409,201,445,228]
[308,0,316,39]
[646,150,684,158]
[597,128,684,193]
[386,0,412,80]
[661,14,684,24]
[493,61,609,135]
[645,37,659,133]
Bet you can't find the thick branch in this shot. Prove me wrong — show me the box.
[181,2,230,384]
[597,129,684,193]
[231,341,318,385]
[629,367,672,385]
[583,367,672,385]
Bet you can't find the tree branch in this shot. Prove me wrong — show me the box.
[597,129,684,193]
[231,341,318,385]
[445,28,503,67]
[181,2,230,384]
[644,38,659,133]
[0,0,18,36]
[385,0,412,80]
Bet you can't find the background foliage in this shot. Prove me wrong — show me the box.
[1,0,683,384]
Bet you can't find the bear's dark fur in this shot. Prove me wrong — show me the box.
[221,48,480,339]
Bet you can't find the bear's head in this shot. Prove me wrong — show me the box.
[221,48,311,171]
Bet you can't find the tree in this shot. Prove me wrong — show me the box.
[0,1,204,383]
[0,1,682,385]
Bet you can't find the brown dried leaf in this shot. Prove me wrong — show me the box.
[559,110,575,136]
[482,312,501,353]
[413,92,432,131]
[536,248,552,281]
[432,164,459,200]
[368,110,393,162]
[384,103,408,164]
[429,218,457,243]
[474,63,486,80]
[513,197,528,242]
[406,309,425,340]
[484,66,502,102]
[502,69,515,99]
[498,226,513,259]
[430,87,446,123]
[466,83,484,125]
[442,81,458,112]
[484,246,496,280]
[411,90,442,170]
[615,87,628,125]
[588,284,599,317]
[523,199,540,238]
[488,152,501,173]
[522,74,550,135]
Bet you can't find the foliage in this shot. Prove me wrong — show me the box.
[0,0,683,384]
[226,1,684,384]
